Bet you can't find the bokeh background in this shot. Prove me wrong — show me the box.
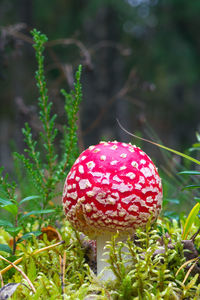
[1,0,200,184]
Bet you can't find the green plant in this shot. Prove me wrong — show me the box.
[117,121,200,239]
[0,193,43,255]
[1,29,200,299]
[0,29,82,254]
[1,218,200,299]
[15,29,82,210]
[102,218,200,300]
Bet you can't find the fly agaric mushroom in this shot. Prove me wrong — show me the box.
[62,141,162,280]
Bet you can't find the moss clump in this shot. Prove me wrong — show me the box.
[0,217,199,299]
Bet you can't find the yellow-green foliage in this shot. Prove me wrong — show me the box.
[0,28,200,300]
[0,218,200,299]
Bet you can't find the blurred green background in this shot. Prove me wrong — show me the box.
[1,0,200,181]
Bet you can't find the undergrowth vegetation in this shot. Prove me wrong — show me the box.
[0,29,200,299]
[1,219,200,299]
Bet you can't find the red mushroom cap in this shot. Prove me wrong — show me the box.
[62,141,162,237]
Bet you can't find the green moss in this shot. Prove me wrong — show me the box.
[0,29,200,299]
[0,218,199,299]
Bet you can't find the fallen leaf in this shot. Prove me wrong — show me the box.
[39,226,62,242]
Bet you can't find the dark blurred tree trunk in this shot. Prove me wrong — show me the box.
[19,0,33,25]
[82,4,130,147]
[0,0,33,173]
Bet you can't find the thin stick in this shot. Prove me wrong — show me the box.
[47,38,92,68]
[62,250,66,278]
[32,240,65,255]
[0,240,65,275]
[0,255,36,293]
[182,258,200,285]
[59,251,66,299]
[0,257,23,275]
[0,270,4,288]
[191,228,200,242]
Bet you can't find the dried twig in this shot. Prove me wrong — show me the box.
[191,228,200,242]
[90,40,131,57]
[1,23,32,44]
[0,254,36,293]
[2,25,92,70]
[0,240,65,275]
[0,271,4,288]
[59,251,66,299]
[47,38,92,69]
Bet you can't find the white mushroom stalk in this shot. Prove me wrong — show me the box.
[96,233,131,280]
[96,233,113,280]
[62,141,163,280]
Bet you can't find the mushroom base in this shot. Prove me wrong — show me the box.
[96,233,129,281]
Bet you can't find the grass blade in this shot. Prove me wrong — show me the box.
[19,195,40,205]
[182,185,200,190]
[182,203,200,240]
[179,171,200,175]
[175,256,199,276]
[117,120,200,166]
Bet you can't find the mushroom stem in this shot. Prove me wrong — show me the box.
[96,233,115,280]
[96,233,130,281]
